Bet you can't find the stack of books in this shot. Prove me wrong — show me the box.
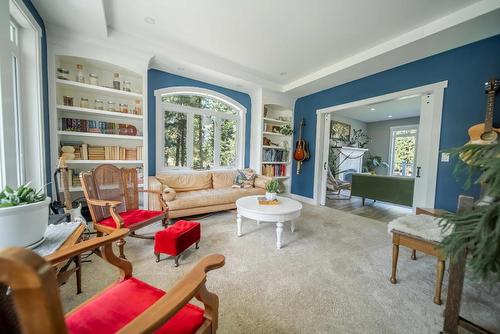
[61,118,137,136]
[60,143,143,161]
[262,164,286,177]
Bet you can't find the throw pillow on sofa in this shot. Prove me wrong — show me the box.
[232,169,256,188]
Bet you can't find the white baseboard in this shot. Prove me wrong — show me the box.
[287,193,317,205]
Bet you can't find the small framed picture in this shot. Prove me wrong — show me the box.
[330,121,351,140]
[271,125,281,133]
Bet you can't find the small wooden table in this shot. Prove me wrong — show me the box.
[44,223,86,294]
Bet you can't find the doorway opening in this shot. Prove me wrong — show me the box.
[313,81,447,222]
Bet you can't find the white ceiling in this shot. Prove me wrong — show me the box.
[335,95,421,123]
[32,0,500,97]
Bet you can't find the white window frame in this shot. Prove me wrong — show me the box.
[388,124,419,177]
[155,87,246,173]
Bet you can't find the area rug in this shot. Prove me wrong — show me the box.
[59,204,500,333]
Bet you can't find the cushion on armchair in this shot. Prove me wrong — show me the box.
[97,209,165,228]
[66,277,205,334]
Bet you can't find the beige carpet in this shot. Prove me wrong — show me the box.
[60,203,500,333]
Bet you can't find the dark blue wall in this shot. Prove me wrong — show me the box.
[147,69,252,175]
[24,0,51,195]
[292,34,500,211]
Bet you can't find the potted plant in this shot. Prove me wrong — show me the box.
[279,124,293,136]
[363,155,390,174]
[439,143,500,282]
[0,183,50,248]
[265,179,281,201]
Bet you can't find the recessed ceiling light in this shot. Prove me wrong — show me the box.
[370,108,375,111]
[144,17,156,25]
[177,67,185,71]
[279,72,287,76]
[388,115,393,118]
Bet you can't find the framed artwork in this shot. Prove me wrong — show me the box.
[330,121,351,140]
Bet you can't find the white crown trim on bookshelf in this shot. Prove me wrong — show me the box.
[64,160,143,165]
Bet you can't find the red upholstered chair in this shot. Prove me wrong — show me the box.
[0,228,225,334]
[80,164,168,258]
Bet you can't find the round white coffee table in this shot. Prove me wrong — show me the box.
[236,195,302,249]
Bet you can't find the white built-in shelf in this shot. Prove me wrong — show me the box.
[263,117,291,125]
[65,160,143,165]
[272,176,290,179]
[57,105,143,120]
[56,79,143,99]
[263,131,289,137]
[58,130,143,140]
[262,145,288,151]
[261,161,290,164]
[69,184,143,192]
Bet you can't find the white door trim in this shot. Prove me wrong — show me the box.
[312,80,447,206]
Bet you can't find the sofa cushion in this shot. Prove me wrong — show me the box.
[162,185,177,201]
[232,169,256,188]
[167,187,265,211]
[212,170,237,189]
[156,172,212,192]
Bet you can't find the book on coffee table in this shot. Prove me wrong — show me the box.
[257,197,280,205]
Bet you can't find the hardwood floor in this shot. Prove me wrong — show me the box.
[325,193,412,223]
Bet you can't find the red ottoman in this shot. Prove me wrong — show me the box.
[154,220,201,267]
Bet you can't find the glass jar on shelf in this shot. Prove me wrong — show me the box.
[122,80,131,92]
[79,97,89,109]
[94,99,104,110]
[75,64,84,83]
[134,99,142,115]
[89,73,99,86]
[57,68,69,80]
[113,73,120,90]
[118,103,128,113]
[63,96,74,106]
[107,101,116,112]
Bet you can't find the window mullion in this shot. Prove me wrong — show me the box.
[214,117,221,168]
[186,112,194,168]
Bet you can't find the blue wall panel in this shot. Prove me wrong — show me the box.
[292,34,500,211]
[147,69,252,175]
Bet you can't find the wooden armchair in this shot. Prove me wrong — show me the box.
[80,164,168,258]
[0,228,225,334]
[326,167,351,199]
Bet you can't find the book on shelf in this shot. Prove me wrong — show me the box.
[262,164,286,177]
[60,117,137,136]
[60,143,143,161]
[262,148,288,162]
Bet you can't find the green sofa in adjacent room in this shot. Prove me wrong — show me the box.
[351,174,414,207]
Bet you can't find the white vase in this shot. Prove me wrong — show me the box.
[0,197,51,248]
[265,192,277,201]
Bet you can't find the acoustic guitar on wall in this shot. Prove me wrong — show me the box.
[293,118,309,174]
[467,78,499,144]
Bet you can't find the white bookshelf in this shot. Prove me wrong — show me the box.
[53,55,146,194]
[260,104,293,192]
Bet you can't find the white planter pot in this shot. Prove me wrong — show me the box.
[0,197,51,249]
[265,192,277,201]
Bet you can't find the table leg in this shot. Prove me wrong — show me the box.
[291,220,295,233]
[75,254,82,294]
[276,221,283,249]
[237,213,242,237]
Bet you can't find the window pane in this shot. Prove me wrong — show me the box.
[162,95,237,115]
[163,111,187,167]
[391,130,417,177]
[220,119,237,166]
[193,114,214,169]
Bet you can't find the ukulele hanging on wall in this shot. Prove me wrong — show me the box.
[293,118,309,174]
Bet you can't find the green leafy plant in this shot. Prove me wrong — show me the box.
[439,143,500,282]
[363,155,390,174]
[0,183,46,208]
[279,124,293,136]
[265,179,281,193]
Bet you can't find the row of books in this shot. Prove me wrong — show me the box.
[262,164,286,177]
[60,117,138,136]
[62,143,143,161]
[262,148,288,162]
[60,167,144,188]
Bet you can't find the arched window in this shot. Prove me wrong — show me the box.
[155,87,246,171]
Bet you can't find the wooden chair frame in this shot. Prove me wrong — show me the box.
[0,228,224,334]
[80,164,169,258]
